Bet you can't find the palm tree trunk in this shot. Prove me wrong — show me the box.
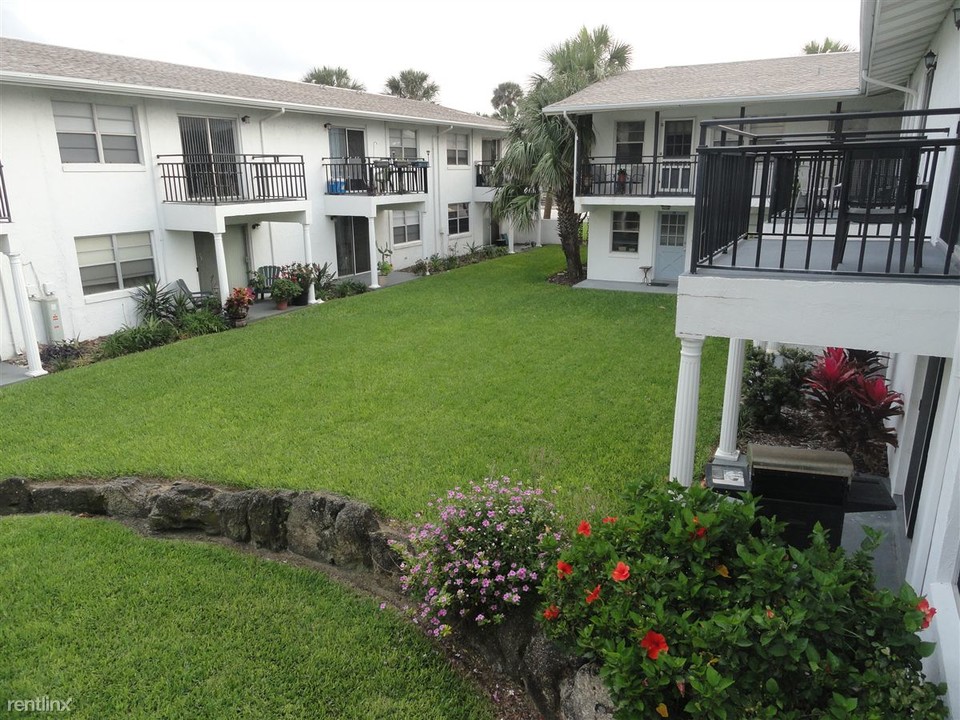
[556,189,583,280]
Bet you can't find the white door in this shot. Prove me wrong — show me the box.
[655,211,687,281]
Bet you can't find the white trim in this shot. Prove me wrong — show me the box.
[544,89,863,115]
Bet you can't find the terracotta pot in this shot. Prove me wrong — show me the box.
[275,300,289,310]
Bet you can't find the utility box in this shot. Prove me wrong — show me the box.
[40,297,64,344]
[747,444,853,550]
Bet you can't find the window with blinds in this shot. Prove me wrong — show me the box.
[75,232,155,294]
[53,101,140,164]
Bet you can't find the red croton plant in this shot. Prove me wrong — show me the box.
[804,347,904,467]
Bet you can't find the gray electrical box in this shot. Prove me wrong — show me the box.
[40,297,64,343]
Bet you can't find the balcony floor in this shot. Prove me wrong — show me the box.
[703,232,957,279]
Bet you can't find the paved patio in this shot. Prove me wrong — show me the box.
[574,278,678,294]
[0,361,36,387]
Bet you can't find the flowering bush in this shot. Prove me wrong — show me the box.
[395,477,562,638]
[269,277,301,304]
[539,480,946,719]
[805,347,904,465]
[223,286,254,318]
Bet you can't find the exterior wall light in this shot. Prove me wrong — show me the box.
[923,50,938,70]
[241,115,251,124]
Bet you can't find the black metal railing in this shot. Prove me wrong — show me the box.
[0,163,10,222]
[323,157,429,196]
[157,154,307,204]
[476,161,497,187]
[578,156,698,197]
[691,108,960,279]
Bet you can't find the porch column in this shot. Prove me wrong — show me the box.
[367,217,380,289]
[212,232,230,305]
[507,219,515,254]
[4,245,46,377]
[302,223,318,304]
[669,334,705,486]
[714,338,747,461]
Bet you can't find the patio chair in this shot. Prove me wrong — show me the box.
[174,279,214,309]
[254,265,282,299]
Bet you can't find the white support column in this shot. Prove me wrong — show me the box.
[367,217,380,289]
[669,334,706,486]
[302,223,319,304]
[212,232,230,305]
[714,338,747,461]
[6,248,46,377]
[507,219,515,254]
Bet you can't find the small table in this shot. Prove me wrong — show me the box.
[638,266,652,285]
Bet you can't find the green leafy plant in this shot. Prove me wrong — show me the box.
[132,281,177,323]
[313,262,337,299]
[805,347,903,464]
[99,318,178,359]
[269,278,301,304]
[428,253,443,274]
[411,259,428,276]
[740,344,814,431]
[39,338,83,367]
[377,260,393,277]
[280,262,317,292]
[330,280,368,298]
[223,287,255,319]
[177,309,228,338]
[539,480,946,719]
[443,254,460,271]
[394,477,563,637]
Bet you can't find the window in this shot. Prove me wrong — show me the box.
[53,101,140,164]
[658,212,686,247]
[75,232,155,294]
[611,211,640,253]
[615,121,645,163]
[447,133,468,165]
[448,203,470,235]
[389,128,418,160]
[663,120,693,158]
[393,210,421,245]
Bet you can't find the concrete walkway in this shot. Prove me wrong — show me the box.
[0,361,37,387]
[574,278,677,294]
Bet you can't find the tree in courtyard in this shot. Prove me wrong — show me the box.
[384,69,439,102]
[803,37,852,54]
[493,26,631,281]
[491,81,524,121]
[302,66,365,90]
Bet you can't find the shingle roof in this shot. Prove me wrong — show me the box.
[0,37,506,130]
[544,52,861,113]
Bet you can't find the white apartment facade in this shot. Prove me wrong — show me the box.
[0,39,508,364]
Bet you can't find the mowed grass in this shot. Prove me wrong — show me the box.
[0,247,725,520]
[0,514,493,720]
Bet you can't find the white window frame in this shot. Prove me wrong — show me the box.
[52,101,142,164]
[392,210,421,246]
[611,211,640,254]
[615,121,645,163]
[662,118,695,159]
[75,231,156,295]
[447,133,469,166]
[448,202,470,236]
[657,211,686,247]
[389,128,418,160]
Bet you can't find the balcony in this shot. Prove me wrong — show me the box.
[577,156,698,198]
[691,109,960,280]
[0,162,10,222]
[322,157,428,197]
[157,154,307,205]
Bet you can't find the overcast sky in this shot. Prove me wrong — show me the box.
[1,0,862,115]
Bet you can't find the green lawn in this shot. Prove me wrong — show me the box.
[0,247,725,520]
[0,514,492,720]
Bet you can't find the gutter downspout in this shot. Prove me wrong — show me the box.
[860,72,918,99]
[434,125,454,261]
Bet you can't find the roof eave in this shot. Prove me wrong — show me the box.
[0,71,508,131]
[543,88,864,115]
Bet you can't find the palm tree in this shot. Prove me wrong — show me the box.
[493,26,631,281]
[803,37,852,54]
[491,81,524,120]
[302,66,365,90]
[384,70,439,102]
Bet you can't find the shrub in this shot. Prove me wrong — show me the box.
[805,347,903,464]
[270,278,301,304]
[443,254,460,271]
[132,281,177,323]
[99,318,178,358]
[411,259,428,276]
[223,287,254,318]
[40,339,83,367]
[395,477,563,638]
[740,344,814,431]
[177,309,228,338]
[428,253,443,274]
[330,280,368,298]
[313,262,337,299]
[539,480,946,719]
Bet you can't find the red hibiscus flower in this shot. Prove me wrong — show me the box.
[585,584,601,604]
[556,560,573,579]
[611,561,630,582]
[917,598,937,629]
[640,630,669,660]
[577,520,592,537]
[690,516,708,540]
[542,604,560,621]
[602,516,617,524]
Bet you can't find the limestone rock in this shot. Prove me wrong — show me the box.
[215,491,251,542]
[148,483,221,534]
[31,483,106,515]
[0,477,32,515]
[520,631,579,720]
[247,490,296,551]
[101,477,157,518]
[560,663,616,720]
[332,500,378,567]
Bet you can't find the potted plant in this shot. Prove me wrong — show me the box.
[248,270,266,300]
[280,262,317,306]
[223,286,255,327]
[270,278,301,310]
[376,243,393,281]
